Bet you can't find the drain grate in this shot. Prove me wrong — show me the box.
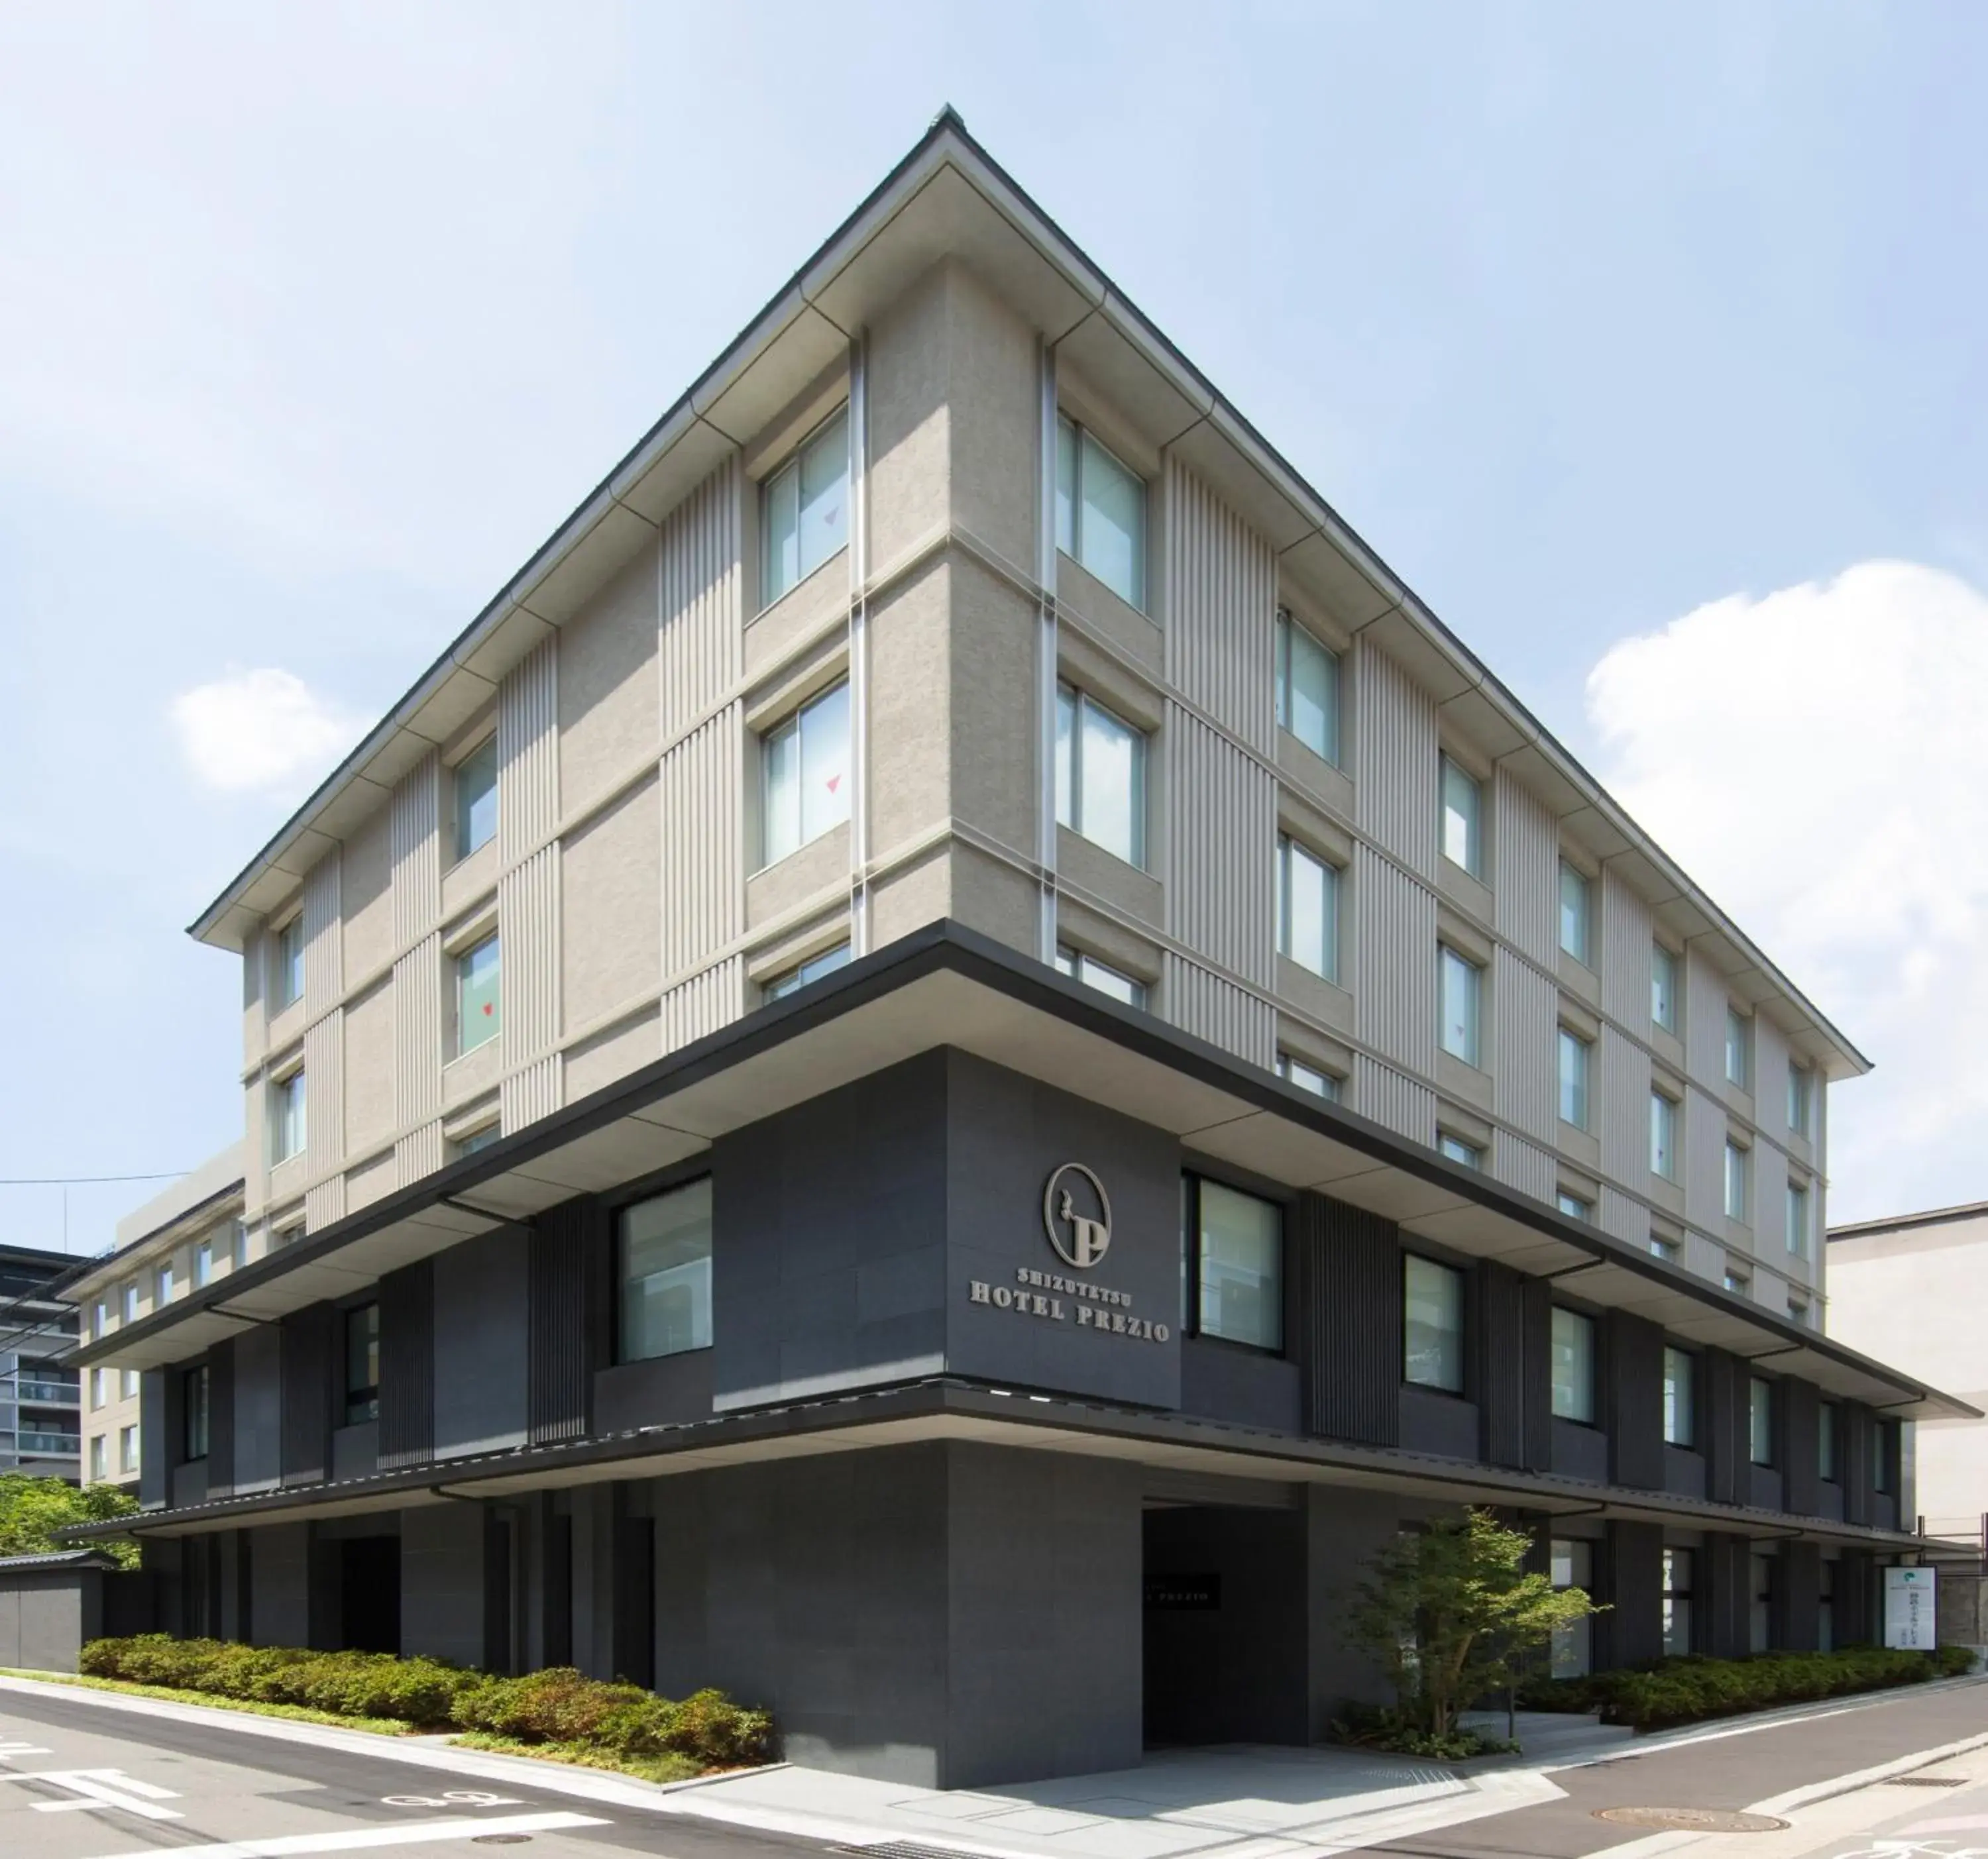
[1595,1808,1790,1832]
[1885,1776,1967,1787]
[835,1845,992,1859]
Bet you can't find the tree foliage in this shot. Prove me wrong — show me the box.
[1345,1508,1601,1736]
[0,1473,141,1569]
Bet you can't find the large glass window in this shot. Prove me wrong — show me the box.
[1663,1346,1696,1446]
[1187,1177,1283,1352]
[1439,946,1482,1066]
[1439,755,1483,876]
[1788,1062,1812,1136]
[1404,1255,1465,1393]
[1724,1139,1750,1221]
[1559,861,1591,964]
[764,941,850,1000]
[1437,1133,1482,1169]
[1056,684,1146,867]
[1749,1376,1776,1465]
[1750,1552,1776,1653]
[618,1179,714,1362]
[1278,836,1339,982]
[1819,1401,1840,1481]
[1551,1306,1596,1422]
[1056,415,1146,609]
[345,1302,379,1425]
[1725,1004,1752,1090]
[1875,1419,1901,1495]
[1651,942,1679,1033]
[272,1069,307,1164]
[1055,944,1146,1007]
[119,1424,138,1474]
[454,735,499,862]
[183,1365,209,1461]
[1662,1547,1694,1656]
[761,406,849,605]
[1274,609,1340,765]
[1557,1028,1591,1130]
[1786,1179,1810,1257]
[1549,1539,1594,1677]
[274,916,305,1011]
[1649,1090,1677,1181]
[455,933,501,1055]
[761,680,851,867]
[1278,1054,1339,1101]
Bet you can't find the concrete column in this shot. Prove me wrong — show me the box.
[1303,1485,1402,1738]
[400,1503,488,1666]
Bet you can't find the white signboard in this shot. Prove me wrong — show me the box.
[1884,1566,1938,1650]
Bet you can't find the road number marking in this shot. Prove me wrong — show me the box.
[82,1808,610,1859]
[381,1791,522,1808]
[7,1766,181,1820]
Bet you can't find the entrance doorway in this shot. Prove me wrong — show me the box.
[339,1536,401,1653]
[1142,1502,1306,1746]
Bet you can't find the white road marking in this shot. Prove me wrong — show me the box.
[0,1738,52,1757]
[8,1766,182,1819]
[81,1809,610,1859]
[380,1790,524,1808]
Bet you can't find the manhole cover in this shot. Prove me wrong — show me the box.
[1595,1808,1789,1832]
[472,1839,533,1847]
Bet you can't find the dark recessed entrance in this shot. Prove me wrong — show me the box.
[1142,1502,1307,1747]
[339,1536,401,1654]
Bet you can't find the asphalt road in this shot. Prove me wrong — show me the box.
[1357,1679,1988,1859]
[0,1687,834,1859]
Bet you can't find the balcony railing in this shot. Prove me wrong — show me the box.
[15,1433,81,1455]
[13,1381,80,1404]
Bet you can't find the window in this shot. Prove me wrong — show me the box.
[1786,1180,1810,1257]
[1651,943,1679,1034]
[1437,1133,1481,1169]
[1278,1055,1339,1101]
[1277,836,1339,981]
[1750,1552,1776,1653]
[761,405,849,605]
[120,1279,139,1324]
[453,735,499,862]
[1723,1269,1751,1298]
[1549,1539,1594,1677]
[1789,1295,1810,1328]
[1788,1062,1812,1136]
[274,916,305,1011]
[119,1424,138,1474]
[1663,1347,1696,1446]
[1404,1255,1465,1393]
[1724,1139,1749,1221]
[761,680,851,867]
[764,942,851,1000]
[1056,684,1145,867]
[1662,1547,1694,1656]
[451,1122,502,1160]
[344,1303,379,1424]
[1875,1420,1901,1495]
[1559,861,1591,964]
[455,933,502,1055]
[121,1369,140,1401]
[1650,1232,1680,1263]
[1725,1004,1751,1090]
[155,1262,172,1307]
[1056,414,1146,608]
[1819,1401,1840,1481]
[1650,1090,1677,1181]
[92,1297,108,1338]
[192,1238,213,1289]
[618,1178,713,1362]
[1055,945,1145,1007]
[1557,1028,1591,1130]
[1749,1376,1776,1465]
[272,1069,307,1164]
[1557,1191,1591,1222]
[1818,1560,1836,1653]
[1439,755,1483,876]
[1186,1177,1284,1352]
[89,1367,105,1410]
[1551,1307,1596,1422]
[89,1435,106,1481]
[1274,609,1340,765]
[227,1218,247,1271]
[183,1365,209,1461]
[1439,947,1482,1066]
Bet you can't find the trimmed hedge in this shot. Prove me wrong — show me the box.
[79,1637,772,1768]
[1520,1643,1974,1729]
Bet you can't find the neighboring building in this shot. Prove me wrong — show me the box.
[67,114,1967,1787]
[1829,1200,1988,1546]
[0,1244,83,1481]
[70,1147,245,1495]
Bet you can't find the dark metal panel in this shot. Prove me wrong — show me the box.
[1836,1548,1873,1644]
[378,1261,433,1471]
[207,1340,236,1498]
[1783,1378,1820,1518]
[1783,1540,1821,1651]
[1519,1276,1553,1474]
[530,1198,600,1444]
[1602,1520,1663,1669]
[280,1306,333,1487]
[1605,1310,1664,1492]
[1700,1531,1750,1659]
[1842,1403,1874,1526]
[1702,1349,1745,1507]
[1299,1193,1400,1447]
[1475,1261,1525,1469]
[138,1371,168,1510]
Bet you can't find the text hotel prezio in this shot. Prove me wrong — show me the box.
[967,1266,1170,1342]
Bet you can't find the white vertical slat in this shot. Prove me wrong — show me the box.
[661,958,746,1055]
[1492,948,1557,1144]
[1683,945,1726,1090]
[1163,705,1276,993]
[1684,1085,1727,1234]
[1492,767,1557,967]
[1162,955,1275,1069]
[1491,1131,1555,1203]
[659,714,744,981]
[302,1009,343,1229]
[1599,1185,1647,1249]
[1598,1024,1652,1185]
[390,751,441,947]
[659,458,743,736]
[1352,848,1437,1071]
[1354,1057,1435,1145]
[498,637,561,1132]
[1598,867,1653,1031]
[302,855,343,1020]
[1352,639,1439,881]
[1164,458,1276,753]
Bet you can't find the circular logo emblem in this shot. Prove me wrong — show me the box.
[1043,1163,1113,1269]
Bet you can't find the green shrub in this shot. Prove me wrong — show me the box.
[1332,1703,1514,1762]
[452,1668,649,1743]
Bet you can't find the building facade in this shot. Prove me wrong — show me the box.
[0,1244,83,1482]
[1829,1202,1988,1548]
[69,115,1963,1787]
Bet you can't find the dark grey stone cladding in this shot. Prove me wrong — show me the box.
[378,1261,433,1469]
[1298,1198,1398,1445]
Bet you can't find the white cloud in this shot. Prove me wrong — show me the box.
[1584,560,1988,1223]
[170,668,364,794]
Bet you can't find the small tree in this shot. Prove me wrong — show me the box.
[0,1473,142,1569]
[1346,1509,1600,1737]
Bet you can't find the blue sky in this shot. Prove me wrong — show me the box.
[3,1,1985,1255]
